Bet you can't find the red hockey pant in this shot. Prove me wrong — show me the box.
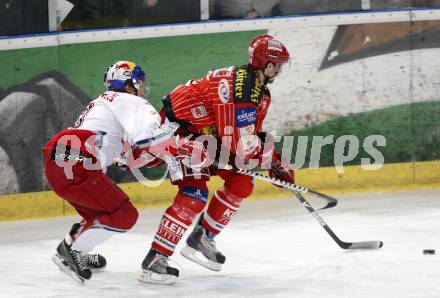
[43,155,138,232]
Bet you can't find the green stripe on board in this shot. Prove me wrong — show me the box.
[0,30,266,109]
[279,100,440,167]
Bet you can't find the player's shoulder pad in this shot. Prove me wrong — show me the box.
[100,91,155,110]
[210,66,234,78]
[117,92,155,106]
[232,65,264,106]
[97,91,122,103]
[119,92,141,101]
[98,91,144,103]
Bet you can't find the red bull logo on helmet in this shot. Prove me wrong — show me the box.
[116,61,135,70]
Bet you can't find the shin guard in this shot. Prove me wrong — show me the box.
[202,188,242,235]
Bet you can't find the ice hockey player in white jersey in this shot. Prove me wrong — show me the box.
[42,61,208,284]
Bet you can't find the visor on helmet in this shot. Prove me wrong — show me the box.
[131,78,150,97]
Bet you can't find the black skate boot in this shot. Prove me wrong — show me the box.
[180,214,226,271]
[64,223,107,271]
[51,239,92,284]
[84,253,107,270]
[139,248,179,285]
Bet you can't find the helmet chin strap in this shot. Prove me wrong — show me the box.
[267,76,276,84]
[263,72,279,85]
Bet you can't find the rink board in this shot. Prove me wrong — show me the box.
[1,160,439,221]
[1,9,440,221]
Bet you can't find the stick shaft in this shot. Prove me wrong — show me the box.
[293,191,350,249]
[294,191,382,249]
[217,162,337,209]
[217,162,382,250]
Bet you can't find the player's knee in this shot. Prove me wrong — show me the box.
[216,187,243,207]
[111,200,139,230]
[124,202,139,229]
[174,186,209,217]
[225,175,254,199]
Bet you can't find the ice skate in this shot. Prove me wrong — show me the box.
[65,223,107,271]
[51,239,92,284]
[60,252,107,271]
[139,248,179,285]
[84,253,107,270]
[180,215,226,271]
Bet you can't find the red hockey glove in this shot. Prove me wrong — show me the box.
[269,151,295,187]
[254,132,275,168]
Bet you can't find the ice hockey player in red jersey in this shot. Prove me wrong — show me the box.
[42,61,207,284]
[139,35,294,285]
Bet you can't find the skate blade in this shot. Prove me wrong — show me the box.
[88,265,107,272]
[138,269,177,285]
[180,245,222,271]
[51,254,86,285]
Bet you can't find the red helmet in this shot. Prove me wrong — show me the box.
[248,35,290,69]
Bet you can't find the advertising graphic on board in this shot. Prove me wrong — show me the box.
[1,22,439,194]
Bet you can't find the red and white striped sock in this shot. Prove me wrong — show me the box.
[152,206,191,256]
[202,188,241,235]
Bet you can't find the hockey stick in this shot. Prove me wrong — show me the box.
[216,162,383,250]
[215,161,336,210]
[307,189,338,209]
[293,192,383,249]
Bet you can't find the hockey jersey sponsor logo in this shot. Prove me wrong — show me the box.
[157,216,187,245]
[233,65,263,105]
[218,79,230,103]
[236,106,257,127]
[234,68,247,100]
[212,66,233,78]
[250,80,262,104]
[191,105,208,118]
[182,186,208,202]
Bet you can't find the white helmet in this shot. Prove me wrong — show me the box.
[104,61,146,94]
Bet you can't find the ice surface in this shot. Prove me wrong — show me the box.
[1,189,439,298]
